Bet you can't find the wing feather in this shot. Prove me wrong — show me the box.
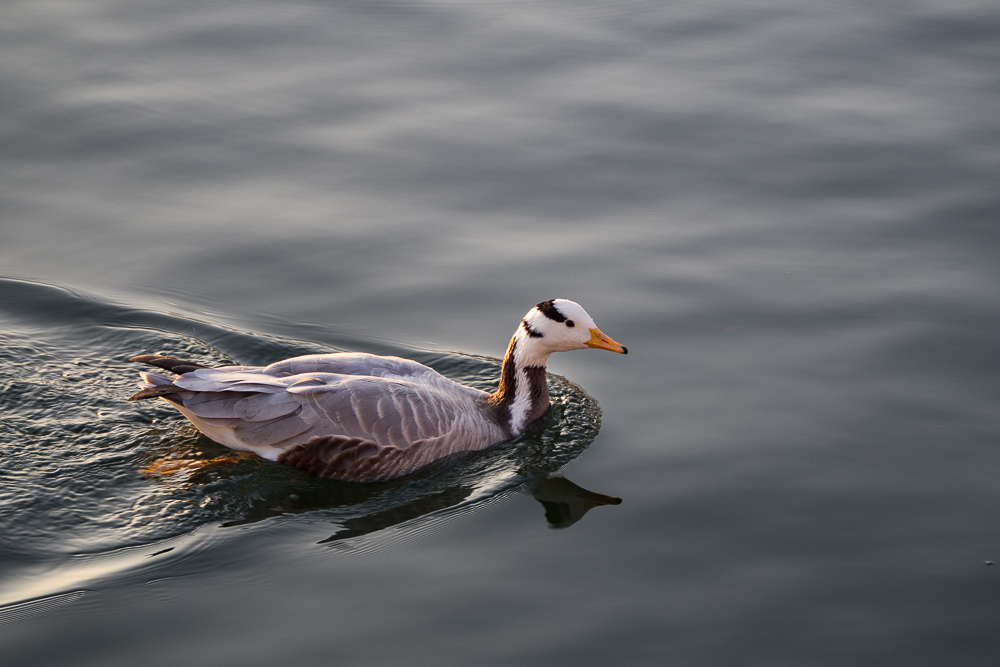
[264,353,438,380]
[233,392,301,421]
[233,410,311,446]
[136,351,509,479]
[182,392,248,418]
[173,377,281,394]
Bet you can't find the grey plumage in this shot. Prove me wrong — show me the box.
[127,300,626,483]
[131,353,510,481]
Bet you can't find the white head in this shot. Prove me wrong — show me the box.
[515,299,627,366]
[491,299,627,434]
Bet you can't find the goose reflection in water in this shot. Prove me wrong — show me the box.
[319,475,621,543]
[213,464,621,543]
[524,476,622,529]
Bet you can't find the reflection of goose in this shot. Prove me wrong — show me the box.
[128,300,626,482]
[316,475,622,543]
[527,476,623,529]
[217,469,621,542]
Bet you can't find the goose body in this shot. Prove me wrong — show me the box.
[128,299,626,482]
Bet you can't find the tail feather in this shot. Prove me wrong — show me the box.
[140,371,173,386]
[128,354,212,402]
[129,354,212,375]
[128,384,188,402]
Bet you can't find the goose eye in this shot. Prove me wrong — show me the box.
[565,320,575,327]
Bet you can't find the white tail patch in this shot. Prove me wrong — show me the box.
[139,371,172,387]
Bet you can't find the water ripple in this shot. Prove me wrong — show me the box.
[0,278,613,603]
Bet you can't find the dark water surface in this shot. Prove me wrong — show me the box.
[2,0,1000,664]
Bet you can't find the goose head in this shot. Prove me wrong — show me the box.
[517,299,627,366]
[491,298,627,434]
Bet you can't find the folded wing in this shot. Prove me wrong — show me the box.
[139,353,508,480]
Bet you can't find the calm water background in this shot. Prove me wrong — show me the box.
[2,0,1000,664]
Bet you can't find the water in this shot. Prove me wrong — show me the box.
[2,0,999,664]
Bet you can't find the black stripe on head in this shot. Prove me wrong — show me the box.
[522,318,543,338]
[536,299,566,323]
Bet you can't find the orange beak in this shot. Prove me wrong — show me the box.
[584,327,628,354]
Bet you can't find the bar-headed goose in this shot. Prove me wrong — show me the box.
[128,299,626,482]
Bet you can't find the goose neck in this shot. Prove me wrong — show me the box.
[489,330,551,436]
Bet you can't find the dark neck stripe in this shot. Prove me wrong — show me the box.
[489,334,550,435]
[522,319,543,338]
[518,366,550,430]
[489,337,519,431]
[536,299,566,323]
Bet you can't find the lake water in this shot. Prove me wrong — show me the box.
[2,0,999,664]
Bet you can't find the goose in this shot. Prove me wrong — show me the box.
[128,299,627,483]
